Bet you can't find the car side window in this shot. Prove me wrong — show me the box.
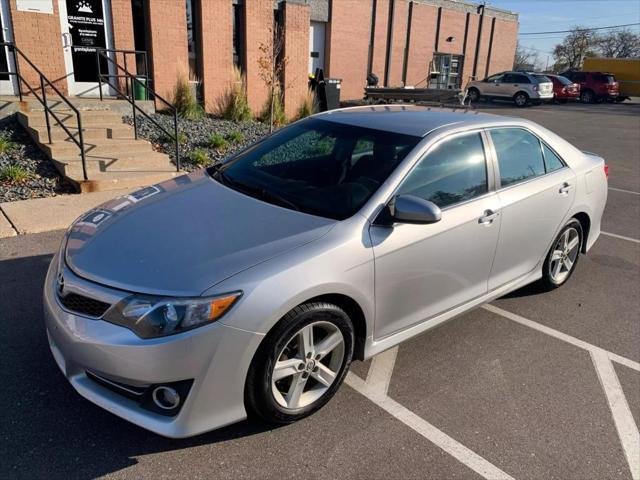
[514,74,531,84]
[490,128,546,188]
[486,73,503,82]
[502,74,514,83]
[397,132,488,209]
[573,73,586,82]
[541,142,565,172]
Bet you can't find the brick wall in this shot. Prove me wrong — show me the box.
[244,0,272,114]
[8,0,67,94]
[110,0,136,74]
[387,0,409,86]
[405,2,437,87]
[147,0,188,100]
[487,18,518,75]
[326,0,371,101]
[471,14,494,82]
[436,8,467,55]
[199,0,234,113]
[371,0,389,83]
[283,1,310,119]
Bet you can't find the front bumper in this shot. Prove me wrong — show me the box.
[43,254,264,438]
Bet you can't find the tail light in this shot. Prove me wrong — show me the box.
[604,164,609,179]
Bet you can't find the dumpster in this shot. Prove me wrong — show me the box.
[133,76,149,100]
[309,68,341,111]
[324,78,341,110]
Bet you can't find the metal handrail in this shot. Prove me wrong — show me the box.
[0,42,89,180]
[96,48,180,170]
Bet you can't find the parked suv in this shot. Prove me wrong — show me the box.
[466,71,554,107]
[560,71,619,103]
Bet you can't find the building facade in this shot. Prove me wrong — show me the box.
[0,0,518,117]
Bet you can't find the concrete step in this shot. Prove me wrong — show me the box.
[52,151,176,177]
[41,138,154,158]
[17,110,124,128]
[15,96,155,115]
[25,123,135,143]
[67,170,181,193]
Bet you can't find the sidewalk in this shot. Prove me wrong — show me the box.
[0,188,134,237]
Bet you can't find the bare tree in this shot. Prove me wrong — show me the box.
[597,29,640,58]
[513,42,539,70]
[552,26,598,71]
[257,23,289,133]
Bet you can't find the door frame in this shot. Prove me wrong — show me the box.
[58,0,116,97]
[0,0,18,95]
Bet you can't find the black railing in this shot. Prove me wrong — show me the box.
[0,42,89,180]
[96,48,180,170]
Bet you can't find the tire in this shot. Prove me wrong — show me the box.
[580,89,594,103]
[540,219,583,291]
[245,302,354,425]
[513,92,529,107]
[467,88,480,103]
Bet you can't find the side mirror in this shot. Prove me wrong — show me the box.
[392,194,442,224]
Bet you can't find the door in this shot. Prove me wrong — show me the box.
[370,131,501,339]
[59,0,114,96]
[309,21,325,75]
[487,127,576,290]
[482,73,504,97]
[0,0,17,95]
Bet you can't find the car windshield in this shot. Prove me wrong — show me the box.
[210,118,421,220]
[594,74,616,83]
[555,75,573,85]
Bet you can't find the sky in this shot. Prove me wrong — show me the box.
[485,0,640,69]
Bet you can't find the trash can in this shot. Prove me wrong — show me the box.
[324,78,342,110]
[133,76,148,100]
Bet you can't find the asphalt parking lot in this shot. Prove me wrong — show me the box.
[1,101,638,479]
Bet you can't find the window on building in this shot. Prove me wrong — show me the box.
[490,128,546,188]
[232,3,245,71]
[131,0,149,75]
[397,132,488,208]
[431,53,464,89]
[186,0,201,81]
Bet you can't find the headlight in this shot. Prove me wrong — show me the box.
[103,292,242,339]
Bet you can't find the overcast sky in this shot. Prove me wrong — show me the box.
[486,0,640,68]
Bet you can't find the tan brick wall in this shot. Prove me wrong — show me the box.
[405,2,437,87]
[371,0,389,82]
[244,0,272,114]
[283,2,310,119]
[326,0,371,100]
[437,8,467,55]
[387,0,409,86]
[147,0,189,101]
[110,0,136,71]
[472,14,494,82]
[8,0,67,94]
[199,0,234,113]
[488,18,518,75]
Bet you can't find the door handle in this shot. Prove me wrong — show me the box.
[62,32,72,48]
[479,209,499,225]
[559,182,572,195]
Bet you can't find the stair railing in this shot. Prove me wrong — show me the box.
[96,48,180,171]
[0,42,89,181]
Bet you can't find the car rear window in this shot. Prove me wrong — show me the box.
[593,74,616,83]
[533,75,551,83]
[555,75,573,86]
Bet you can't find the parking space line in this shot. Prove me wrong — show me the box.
[601,231,640,244]
[609,187,640,196]
[346,369,516,480]
[591,349,640,480]
[483,304,640,372]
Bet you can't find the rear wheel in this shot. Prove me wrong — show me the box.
[513,92,529,107]
[580,89,594,103]
[245,302,354,424]
[467,88,480,103]
[540,219,583,290]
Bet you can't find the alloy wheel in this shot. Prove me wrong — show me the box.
[549,227,580,284]
[271,321,345,410]
[515,93,528,106]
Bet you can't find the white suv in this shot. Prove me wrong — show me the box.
[467,71,554,107]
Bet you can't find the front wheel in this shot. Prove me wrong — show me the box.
[245,302,354,424]
[580,90,594,103]
[540,219,583,290]
[467,88,480,103]
[514,92,529,107]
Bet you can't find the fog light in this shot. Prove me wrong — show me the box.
[152,386,181,410]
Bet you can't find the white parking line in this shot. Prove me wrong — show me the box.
[591,350,640,480]
[601,231,640,245]
[609,187,640,196]
[346,350,516,480]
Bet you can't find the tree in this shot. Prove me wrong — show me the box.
[597,29,640,58]
[257,23,289,132]
[513,42,539,70]
[552,26,598,71]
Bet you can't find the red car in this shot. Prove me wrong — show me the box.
[545,74,580,103]
[560,71,620,103]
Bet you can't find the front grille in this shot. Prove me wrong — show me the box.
[58,292,111,317]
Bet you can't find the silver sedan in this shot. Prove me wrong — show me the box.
[44,106,608,437]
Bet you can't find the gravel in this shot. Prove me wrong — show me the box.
[125,113,270,170]
[0,117,74,203]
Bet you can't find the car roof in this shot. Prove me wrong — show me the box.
[315,105,505,137]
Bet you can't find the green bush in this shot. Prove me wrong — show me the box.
[0,132,16,154]
[260,89,287,128]
[220,66,252,122]
[172,71,205,120]
[296,89,316,120]
[188,148,210,166]
[162,132,188,145]
[225,130,244,144]
[208,133,228,150]
[0,164,29,183]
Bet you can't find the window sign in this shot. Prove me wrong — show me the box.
[16,0,53,14]
[66,0,107,82]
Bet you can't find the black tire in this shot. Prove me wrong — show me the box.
[513,91,529,107]
[540,219,583,291]
[467,88,480,103]
[245,302,354,425]
[580,89,594,104]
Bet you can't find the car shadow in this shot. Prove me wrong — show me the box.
[0,253,282,479]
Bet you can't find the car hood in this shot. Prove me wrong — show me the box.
[65,171,335,296]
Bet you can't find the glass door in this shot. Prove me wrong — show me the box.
[58,0,115,96]
[432,53,464,90]
[0,0,17,95]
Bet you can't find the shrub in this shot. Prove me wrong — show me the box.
[162,132,188,145]
[188,148,210,166]
[225,130,244,144]
[172,71,205,120]
[0,164,29,183]
[208,133,228,150]
[296,88,316,120]
[0,132,16,154]
[220,66,252,122]
[260,88,287,128]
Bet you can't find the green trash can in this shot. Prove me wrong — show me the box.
[133,77,148,100]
